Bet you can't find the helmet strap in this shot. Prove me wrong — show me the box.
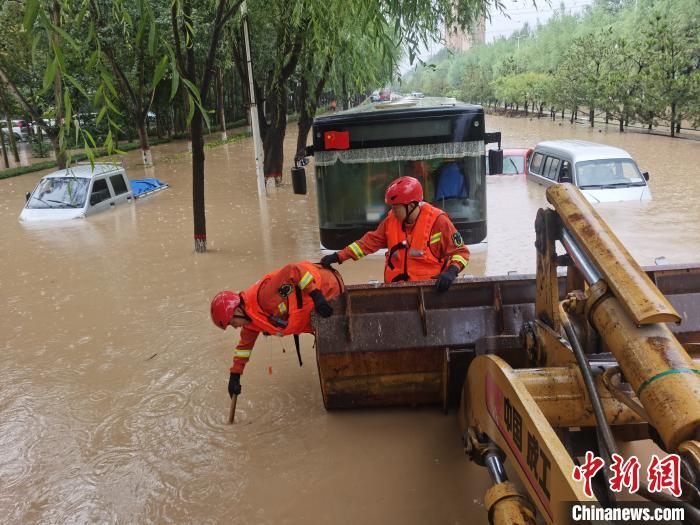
[233,304,251,323]
[403,202,420,225]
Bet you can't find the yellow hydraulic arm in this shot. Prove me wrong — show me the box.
[460,354,591,524]
[459,184,700,524]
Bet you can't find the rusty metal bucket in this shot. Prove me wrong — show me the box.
[313,264,700,410]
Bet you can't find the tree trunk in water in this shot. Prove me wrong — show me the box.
[52,0,66,169]
[605,111,609,124]
[263,92,287,186]
[561,108,564,120]
[191,110,206,252]
[296,110,312,160]
[570,107,575,124]
[295,75,310,159]
[589,105,594,127]
[216,68,227,140]
[619,117,624,132]
[670,103,676,137]
[137,120,152,166]
[675,121,681,134]
[524,101,528,116]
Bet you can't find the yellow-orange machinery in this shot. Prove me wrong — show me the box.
[314,184,700,524]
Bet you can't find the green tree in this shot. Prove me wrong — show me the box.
[638,1,700,136]
[170,0,242,252]
[87,0,170,166]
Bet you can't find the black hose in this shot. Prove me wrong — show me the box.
[559,304,700,524]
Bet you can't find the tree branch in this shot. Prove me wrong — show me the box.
[200,0,243,102]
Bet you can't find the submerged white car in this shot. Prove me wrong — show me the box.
[526,140,651,203]
[19,163,166,222]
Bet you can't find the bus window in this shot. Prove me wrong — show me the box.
[312,101,491,249]
[315,146,486,249]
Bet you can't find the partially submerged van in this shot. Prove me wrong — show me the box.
[19,163,166,222]
[526,140,651,203]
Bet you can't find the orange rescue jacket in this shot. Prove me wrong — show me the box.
[240,262,328,336]
[384,203,448,283]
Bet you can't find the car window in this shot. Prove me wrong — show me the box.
[575,159,646,188]
[530,153,544,174]
[503,155,525,174]
[110,174,128,195]
[559,161,572,182]
[26,177,89,209]
[541,156,553,178]
[90,178,112,205]
[546,158,561,180]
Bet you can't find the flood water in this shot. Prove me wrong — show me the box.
[0,115,698,524]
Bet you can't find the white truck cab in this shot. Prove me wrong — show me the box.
[19,163,135,222]
[526,140,651,203]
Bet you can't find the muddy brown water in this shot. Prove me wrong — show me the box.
[0,115,698,524]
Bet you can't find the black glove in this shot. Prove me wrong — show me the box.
[228,373,241,398]
[434,265,459,293]
[320,252,340,269]
[309,289,333,318]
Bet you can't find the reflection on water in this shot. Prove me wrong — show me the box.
[0,116,698,523]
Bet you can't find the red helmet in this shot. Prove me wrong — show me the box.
[211,290,241,330]
[385,176,423,205]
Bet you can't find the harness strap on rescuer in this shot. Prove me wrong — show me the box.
[294,287,303,366]
[386,241,408,270]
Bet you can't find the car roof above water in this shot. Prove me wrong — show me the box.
[534,140,633,163]
[43,163,124,180]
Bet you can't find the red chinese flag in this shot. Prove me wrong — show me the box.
[324,130,350,150]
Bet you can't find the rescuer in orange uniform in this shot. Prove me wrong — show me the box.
[320,176,470,291]
[210,261,344,398]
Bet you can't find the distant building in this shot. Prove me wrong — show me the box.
[444,18,486,52]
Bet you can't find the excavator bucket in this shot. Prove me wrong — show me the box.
[313,264,700,410]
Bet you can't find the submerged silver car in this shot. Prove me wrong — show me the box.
[19,163,134,221]
[526,140,651,203]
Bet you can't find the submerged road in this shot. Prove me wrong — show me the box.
[0,115,698,523]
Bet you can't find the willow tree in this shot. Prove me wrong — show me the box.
[0,0,71,168]
[237,0,496,184]
[294,23,401,161]
[170,0,243,252]
[87,0,169,166]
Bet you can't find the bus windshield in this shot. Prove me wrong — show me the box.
[311,101,490,249]
[315,141,486,244]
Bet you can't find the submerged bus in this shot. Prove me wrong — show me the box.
[293,97,501,250]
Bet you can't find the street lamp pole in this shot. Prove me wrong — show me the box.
[240,0,265,195]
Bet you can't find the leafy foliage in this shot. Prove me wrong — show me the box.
[402,0,700,134]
